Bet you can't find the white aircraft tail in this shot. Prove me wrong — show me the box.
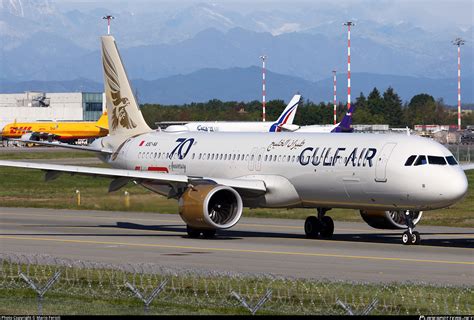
[269,94,301,132]
[101,36,151,137]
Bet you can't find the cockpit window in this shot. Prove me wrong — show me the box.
[446,156,458,165]
[428,156,447,165]
[404,155,417,166]
[414,155,427,166]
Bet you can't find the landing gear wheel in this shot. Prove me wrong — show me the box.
[187,226,201,238]
[411,231,421,245]
[202,229,217,239]
[320,216,334,239]
[305,216,320,238]
[402,231,411,245]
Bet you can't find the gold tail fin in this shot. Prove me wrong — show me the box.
[101,35,151,137]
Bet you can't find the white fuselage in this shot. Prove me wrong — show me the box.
[164,122,335,133]
[168,122,280,133]
[104,131,468,211]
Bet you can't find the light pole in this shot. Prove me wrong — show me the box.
[452,37,465,130]
[343,21,355,111]
[102,15,115,35]
[260,55,267,122]
[332,70,337,125]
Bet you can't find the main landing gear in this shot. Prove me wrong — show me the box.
[401,210,421,245]
[187,225,216,239]
[304,208,334,239]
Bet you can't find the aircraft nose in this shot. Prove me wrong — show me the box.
[441,169,468,203]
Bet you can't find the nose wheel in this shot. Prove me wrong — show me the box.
[305,208,334,239]
[402,230,420,245]
[401,210,421,245]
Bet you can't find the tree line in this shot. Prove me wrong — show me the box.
[140,87,474,128]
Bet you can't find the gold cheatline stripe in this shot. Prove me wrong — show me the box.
[0,235,472,266]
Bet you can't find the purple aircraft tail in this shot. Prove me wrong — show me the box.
[331,103,355,133]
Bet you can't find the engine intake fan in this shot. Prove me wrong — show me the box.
[360,210,423,229]
[179,184,243,230]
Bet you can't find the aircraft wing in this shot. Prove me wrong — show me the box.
[461,163,474,171]
[6,138,113,154]
[0,160,266,193]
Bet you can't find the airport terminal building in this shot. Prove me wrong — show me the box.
[0,92,105,130]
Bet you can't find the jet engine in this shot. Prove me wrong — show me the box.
[360,210,423,229]
[178,184,243,230]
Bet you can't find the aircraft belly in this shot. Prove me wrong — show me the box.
[290,170,344,207]
[239,174,301,207]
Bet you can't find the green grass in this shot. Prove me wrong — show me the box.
[0,150,95,160]
[0,153,472,227]
[0,262,471,315]
[0,289,247,315]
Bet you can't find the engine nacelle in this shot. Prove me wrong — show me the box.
[360,210,423,229]
[178,184,243,230]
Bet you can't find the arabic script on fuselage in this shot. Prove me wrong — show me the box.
[267,139,306,152]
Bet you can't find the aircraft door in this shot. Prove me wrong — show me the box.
[375,142,397,182]
[248,147,257,171]
[255,147,265,171]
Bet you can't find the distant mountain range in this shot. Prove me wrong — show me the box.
[3,27,473,84]
[1,0,472,105]
[2,67,472,105]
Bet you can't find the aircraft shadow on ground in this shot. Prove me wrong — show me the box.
[4,221,472,249]
[111,221,474,249]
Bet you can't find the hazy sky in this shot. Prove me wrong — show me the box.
[57,0,473,31]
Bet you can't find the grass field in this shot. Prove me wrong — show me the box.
[0,151,472,227]
[0,261,471,315]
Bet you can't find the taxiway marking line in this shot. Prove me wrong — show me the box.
[0,235,472,265]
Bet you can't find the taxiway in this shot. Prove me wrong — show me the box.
[0,207,472,284]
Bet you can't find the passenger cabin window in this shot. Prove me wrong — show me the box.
[446,156,458,165]
[404,155,416,166]
[428,156,447,165]
[414,155,427,166]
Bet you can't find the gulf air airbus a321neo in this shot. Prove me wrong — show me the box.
[0,35,469,245]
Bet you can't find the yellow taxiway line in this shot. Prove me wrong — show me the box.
[0,235,472,266]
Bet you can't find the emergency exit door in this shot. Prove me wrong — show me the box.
[375,142,397,182]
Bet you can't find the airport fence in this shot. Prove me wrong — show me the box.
[0,252,471,315]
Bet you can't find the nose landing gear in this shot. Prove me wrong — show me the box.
[401,210,421,245]
[304,208,334,239]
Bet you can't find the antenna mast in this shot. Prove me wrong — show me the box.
[102,15,115,35]
[452,37,465,130]
[260,55,267,122]
[344,21,355,111]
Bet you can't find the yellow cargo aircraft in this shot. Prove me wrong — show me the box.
[1,112,109,143]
